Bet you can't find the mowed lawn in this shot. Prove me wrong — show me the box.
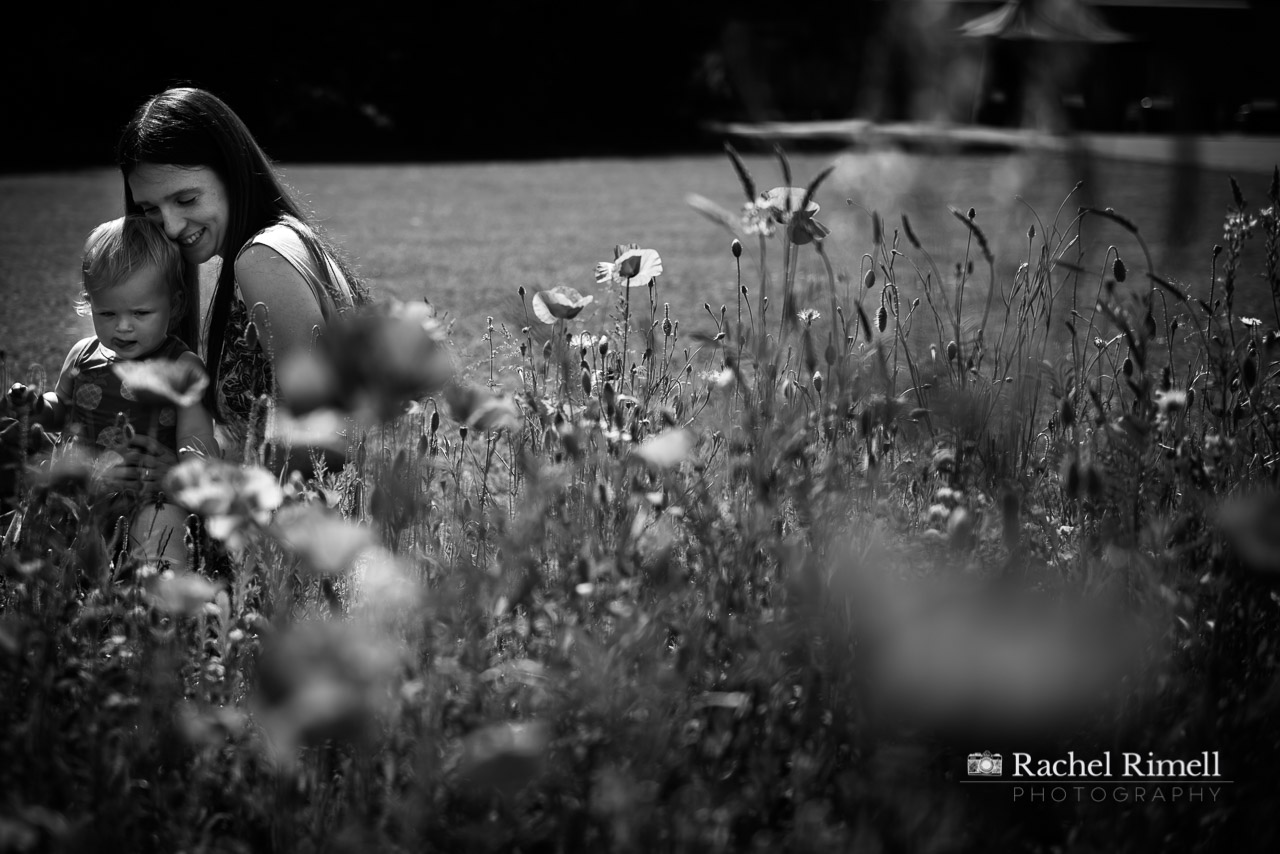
[1,151,1273,384]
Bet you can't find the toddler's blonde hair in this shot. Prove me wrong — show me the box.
[75,216,187,328]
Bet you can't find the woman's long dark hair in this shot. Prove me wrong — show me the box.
[117,87,368,412]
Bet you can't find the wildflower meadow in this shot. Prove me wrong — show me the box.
[3,149,1280,853]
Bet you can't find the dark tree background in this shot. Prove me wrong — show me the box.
[2,1,1276,172]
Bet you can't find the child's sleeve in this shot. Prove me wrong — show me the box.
[36,339,91,429]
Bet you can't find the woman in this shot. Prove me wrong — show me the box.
[116,87,370,466]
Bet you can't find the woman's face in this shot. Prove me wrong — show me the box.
[127,164,229,265]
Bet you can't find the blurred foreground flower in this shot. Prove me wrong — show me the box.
[632,428,694,470]
[279,298,453,422]
[113,358,209,407]
[165,457,283,555]
[271,504,375,575]
[445,382,522,433]
[256,620,402,764]
[595,246,663,287]
[452,721,551,799]
[532,285,594,324]
[867,590,1146,732]
[1218,491,1280,574]
[150,569,220,617]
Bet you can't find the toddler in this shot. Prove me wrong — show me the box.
[8,215,216,569]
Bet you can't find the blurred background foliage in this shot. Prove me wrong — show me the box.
[3,0,1277,171]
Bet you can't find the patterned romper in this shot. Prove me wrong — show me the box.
[55,334,192,455]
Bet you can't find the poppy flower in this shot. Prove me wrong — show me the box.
[151,570,220,617]
[113,358,209,407]
[444,382,523,433]
[531,285,594,324]
[595,246,663,287]
[271,504,375,576]
[279,299,454,422]
[165,457,283,554]
[453,721,551,798]
[632,428,694,469]
[759,187,830,245]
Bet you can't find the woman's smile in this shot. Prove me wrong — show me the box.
[127,163,229,264]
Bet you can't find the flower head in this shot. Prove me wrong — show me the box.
[739,200,777,238]
[1241,316,1262,328]
[531,285,594,324]
[758,187,830,245]
[595,246,663,287]
[113,358,209,407]
[279,298,453,422]
[165,457,283,555]
[797,308,822,327]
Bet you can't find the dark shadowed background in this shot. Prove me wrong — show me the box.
[3,1,1276,169]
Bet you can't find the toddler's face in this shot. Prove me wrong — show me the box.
[90,263,173,360]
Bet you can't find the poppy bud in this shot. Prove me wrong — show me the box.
[582,367,593,396]
[876,305,888,333]
[1064,460,1081,499]
[812,371,823,394]
[1028,224,1036,240]
[1242,356,1257,389]
[731,239,742,258]
[946,340,958,362]
[863,269,876,289]
[1113,257,1127,282]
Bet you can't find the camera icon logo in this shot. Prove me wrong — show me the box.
[968,751,1002,776]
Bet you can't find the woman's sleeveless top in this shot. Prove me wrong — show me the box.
[215,217,356,453]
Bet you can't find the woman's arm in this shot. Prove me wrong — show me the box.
[234,243,328,375]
